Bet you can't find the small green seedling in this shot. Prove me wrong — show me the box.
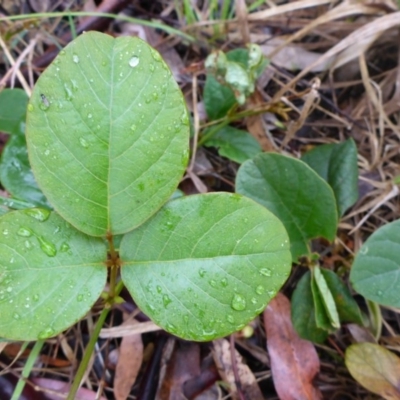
[0,32,291,343]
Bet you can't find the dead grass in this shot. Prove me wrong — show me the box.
[0,0,399,399]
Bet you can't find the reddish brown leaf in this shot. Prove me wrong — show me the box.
[114,319,144,400]
[264,293,322,400]
[157,340,201,400]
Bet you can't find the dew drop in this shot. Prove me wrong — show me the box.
[38,327,55,339]
[129,55,139,68]
[59,50,65,56]
[27,104,34,112]
[260,268,272,277]
[130,124,137,132]
[209,279,217,288]
[227,315,234,323]
[360,246,369,255]
[60,242,70,252]
[377,290,383,296]
[71,79,78,91]
[44,149,50,156]
[183,315,189,323]
[149,64,155,72]
[77,294,83,302]
[2,229,9,236]
[163,294,172,307]
[33,294,39,302]
[72,54,80,63]
[38,236,57,257]
[87,113,93,119]
[13,312,20,320]
[25,240,32,249]
[150,49,162,62]
[221,278,228,287]
[198,269,206,278]
[156,285,162,294]
[6,286,12,293]
[17,227,33,237]
[25,208,50,222]
[256,285,264,295]
[79,137,89,148]
[231,294,246,311]
[180,111,189,126]
[64,83,73,100]
[251,297,257,304]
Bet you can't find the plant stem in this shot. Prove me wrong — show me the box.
[67,308,109,400]
[11,340,43,400]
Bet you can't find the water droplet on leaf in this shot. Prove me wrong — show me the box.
[256,285,264,295]
[129,56,139,67]
[25,208,50,222]
[17,227,33,237]
[260,268,272,277]
[38,236,57,257]
[227,315,234,323]
[163,294,172,307]
[38,327,55,339]
[231,294,246,311]
[198,269,206,278]
[27,104,33,111]
[72,54,79,63]
[79,137,89,148]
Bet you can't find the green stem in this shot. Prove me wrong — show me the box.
[11,340,44,400]
[67,308,109,400]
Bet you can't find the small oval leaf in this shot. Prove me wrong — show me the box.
[345,343,400,400]
[350,219,400,307]
[0,211,107,340]
[236,153,338,261]
[26,31,189,237]
[120,193,291,341]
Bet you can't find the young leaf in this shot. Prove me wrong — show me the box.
[301,139,358,216]
[320,268,363,325]
[120,193,291,341]
[0,210,107,340]
[26,31,189,237]
[350,219,400,307]
[291,271,329,343]
[0,89,28,134]
[204,75,237,120]
[312,265,340,329]
[310,271,334,331]
[203,126,262,163]
[236,153,338,261]
[345,343,400,400]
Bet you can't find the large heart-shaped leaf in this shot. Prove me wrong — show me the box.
[301,139,358,216]
[26,31,189,237]
[350,219,400,307]
[0,210,107,340]
[120,193,291,341]
[236,153,338,261]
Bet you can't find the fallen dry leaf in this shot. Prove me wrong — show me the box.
[345,343,400,400]
[114,319,144,400]
[213,338,264,400]
[264,293,322,400]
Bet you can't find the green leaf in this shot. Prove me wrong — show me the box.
[236,153,338,261]
[203,126,262,163]
[120,193,291,341]
[0,210,107,340]
[0,89,28,134]
[320,268,363,325]
[345,343,400,400]
[312,266,340,329]
[291,271,328,343]
[301,139,358,216]
[350,219,400,307]
[0,120,50,208]
[204,75,237,120]
[310,270,333,331]
[26,31,189,237]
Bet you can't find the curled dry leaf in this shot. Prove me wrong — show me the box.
[114,319,144,400]
[345,343,400,400]
[212,338,263,400]
[264,293,322,400]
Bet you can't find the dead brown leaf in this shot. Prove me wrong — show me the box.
[213,338,264,400]
[114,318,144,400]
[264,293,322,400]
